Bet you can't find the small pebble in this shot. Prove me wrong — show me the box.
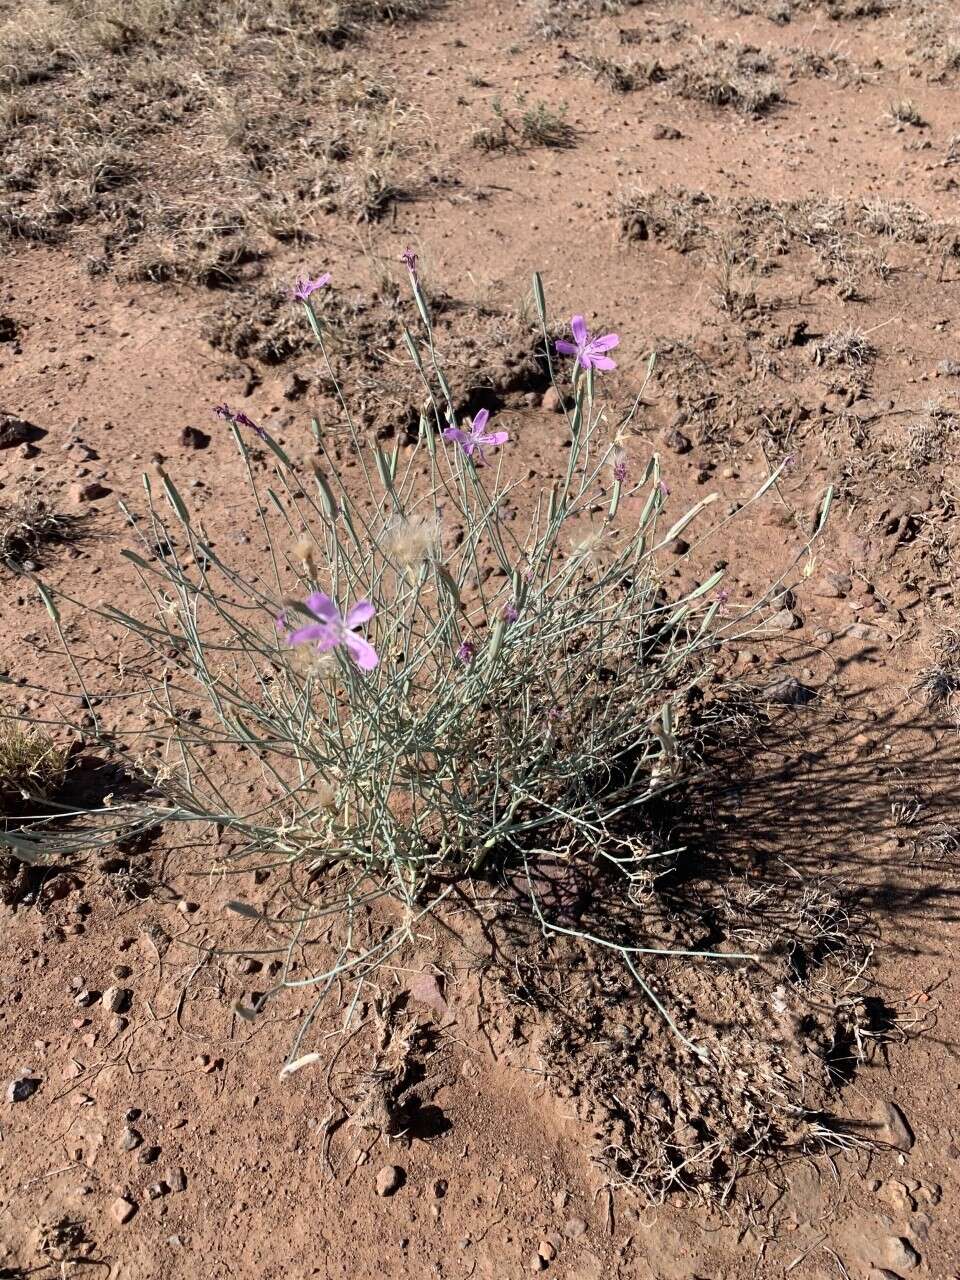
[166,1166,187,1193]
[6,1074,41,1103]
[110,1196,137,1225]
[102,987,131,1015]
[375,1165,404,1197]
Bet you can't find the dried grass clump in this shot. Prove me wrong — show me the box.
[0,0,438,265]
[674,40,783,115]
[0,496,90,569]
[616,186,711,252]
[813,327,876,367]
[0,716,68,813]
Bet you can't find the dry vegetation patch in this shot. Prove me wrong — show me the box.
[0,0,441,272]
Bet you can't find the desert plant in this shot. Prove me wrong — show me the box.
[6,265,831,1048]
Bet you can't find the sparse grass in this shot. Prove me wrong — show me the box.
[905,7,960,77]
[912,628,960,705]
[616,187,710,252]
[906,402,953,469]
[0,0,439,270]
[674,40,783,115]
[887,97,924,127]
[472,95,576,151]
[858,195,934,242]
[0,496,91,569]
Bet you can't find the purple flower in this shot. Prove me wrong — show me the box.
[613,454,627,484]
[443,409,508,462]
[292,273,331,301]
[280,593,378,672]
[502,603,519,623]
[555,315,620,372]
[401,248,418,278]
[213,403,266,439]
[456,639,475,665]
[658,479,670,497]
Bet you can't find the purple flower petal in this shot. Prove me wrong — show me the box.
[344,600,375,629]
[479,430,509,447]
[285,622,330,647]
[305,592,339,622]
[589,333,620,352]
[472,408,489,433]
[588,354,617,371]
[554,339,579,357]
[344,631,379,671]
[443,426,469,445]
[571,314,588,346]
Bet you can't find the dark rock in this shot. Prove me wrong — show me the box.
[180,425,211,450]
[0,414,36,448]
[669,538,689,556]
[764,676,815,705]
[651,123,683,140]
[282,372,309,401]
[664,428,692,454]
[118,1127,142,1152]
[0,315,18,342]
[6,1074,41,1103]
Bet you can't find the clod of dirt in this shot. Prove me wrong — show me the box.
[541,387,563,412]
[70,481,111,504]
[563,1218,587,1239]
[102,986,131,1014]
[664,428,692,453]
[180,425,211,450]
[935,359,960,377]
[0,315,18,342]
[652,124,683,140]
[282,371,309,400]
[109,1196,137,1225]
[768,607,800,630]
[375,1164,405,1196]
[6,1072,41,1102]
[166,1166,187,1193]
[814,571,853,598]
[884,1236,920,1271]
[147,1181,168,1200]
[874,1099,914,1151]
[669,537,690,555]
[0,414,36,448]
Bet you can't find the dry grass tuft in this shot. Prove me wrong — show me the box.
[0,496,91,569]
[0,715,69,813]
[472,95,576,152]
[813,327,876,368]
[674,39,783,115]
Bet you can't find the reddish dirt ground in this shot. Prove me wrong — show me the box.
[2,1,960,1277]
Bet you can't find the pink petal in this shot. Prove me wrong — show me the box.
[479,431,509,448]
[306,592,339,622]
[345,600,375,629]
[570,315,588,346]
[344,632,379,671]
[589,333,620,352]
[443,426,469,445]
[472,408,489,433]
[555,340,579,357]
[588,354,617,371]
[286,622,329,647]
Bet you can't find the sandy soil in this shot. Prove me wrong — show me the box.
[2,1,960,1277]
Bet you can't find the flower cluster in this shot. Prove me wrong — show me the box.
[279,276,624,677]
